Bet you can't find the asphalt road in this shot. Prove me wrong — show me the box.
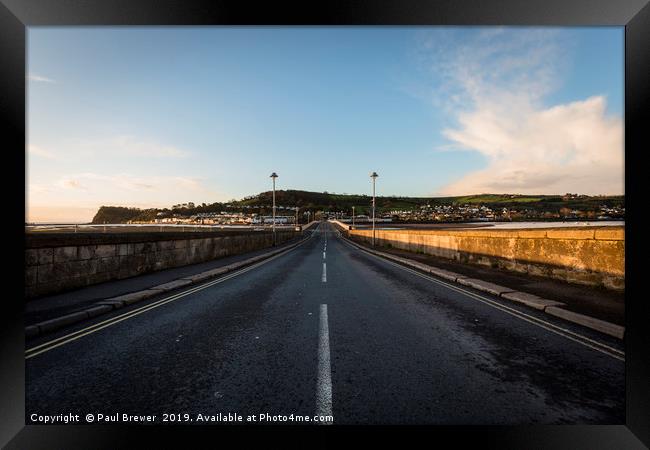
[25,222,624,425]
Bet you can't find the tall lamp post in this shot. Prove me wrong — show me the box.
[270,172,278,245]
[370,172,378,246]
[352,206,355,229]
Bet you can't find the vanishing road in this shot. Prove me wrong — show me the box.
[26,222,624,425]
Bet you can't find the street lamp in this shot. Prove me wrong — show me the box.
[352,206,355,229]
[270,172,278,245]
[370,172,378,246]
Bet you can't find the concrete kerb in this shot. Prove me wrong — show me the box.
[96,289,162,308]
[37,311,89,334]
[545,306,625,339]
[85,304,113,318]
[150,279,193,292]
[501,291,565,311]
[25,234,312,339]
[456,278,515,296]
[338,231,624,340]
[184,267,229,283]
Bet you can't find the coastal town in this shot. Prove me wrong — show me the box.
[125,196,624,226]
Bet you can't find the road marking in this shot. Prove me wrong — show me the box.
[339,238,624,361]
[323,252,326,259]
[322,263,327,283]
[316,304,333,424]
[25,234,314,360]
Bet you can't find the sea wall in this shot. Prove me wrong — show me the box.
[334,223,624,290]
[25,230,300,299]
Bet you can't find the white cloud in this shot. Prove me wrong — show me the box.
[417,28,623,195]
[442,96,623,194]
[28,73,56,83]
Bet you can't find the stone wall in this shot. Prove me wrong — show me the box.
[341,225,624,290]
[25,230,299,299]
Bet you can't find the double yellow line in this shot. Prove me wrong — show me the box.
[339,236,625,361]
[26,234,314,360]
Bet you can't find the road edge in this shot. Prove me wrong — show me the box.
[333,225,624,340]
[25,231,315,339]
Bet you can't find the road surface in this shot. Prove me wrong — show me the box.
[26,222,624,425]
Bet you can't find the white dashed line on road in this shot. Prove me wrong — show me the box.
[322,262,327,283]
[316,304,333,424]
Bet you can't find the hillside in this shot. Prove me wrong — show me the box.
[90,190,624,224]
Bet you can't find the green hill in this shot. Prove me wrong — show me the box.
[91,190,625,223]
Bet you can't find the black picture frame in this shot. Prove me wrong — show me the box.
[2,0,648,447]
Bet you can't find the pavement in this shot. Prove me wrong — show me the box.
[24,222,624,425]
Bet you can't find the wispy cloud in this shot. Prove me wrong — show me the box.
[59,178,87,190]
[72,135,190,158]
[27,183,51,194]
[29,172,218,219]
[28,73,56,83]
[416,28,623,195]
[28,144,56,159]
[56,173,207,192]
[415,28,568,113]
[112,135,190,158]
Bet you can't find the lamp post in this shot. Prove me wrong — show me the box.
[270,172,278,245]
[295,206,299,227]
[352,206,355,229]
[370,172,378,246]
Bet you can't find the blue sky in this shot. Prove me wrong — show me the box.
[27,27,624,222]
